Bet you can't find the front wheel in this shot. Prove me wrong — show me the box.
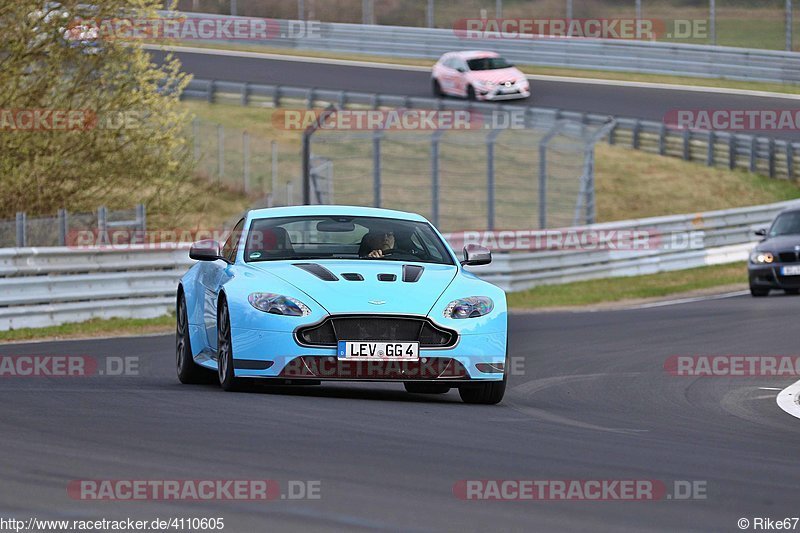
[217,298,243,391]
[458,379,506,404]
[432,78,443,97]
[466,85,476,101]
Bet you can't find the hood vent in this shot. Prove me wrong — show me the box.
[402,264,424,282]
[377,273,396,282]
[293,263,339,281]
[341,273,364,281]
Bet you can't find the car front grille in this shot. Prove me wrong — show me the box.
[296,316,457,348]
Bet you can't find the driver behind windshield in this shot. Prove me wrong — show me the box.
[359,230,395,258]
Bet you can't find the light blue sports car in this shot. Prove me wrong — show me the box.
[176,205,508,404]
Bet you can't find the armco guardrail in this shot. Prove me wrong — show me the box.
[2,200,797,330]
[183,78,800,181]
[173,12,800,84]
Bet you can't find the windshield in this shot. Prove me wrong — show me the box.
[467,57,512,71]
[243,215,455,265]
[769,212,800,237]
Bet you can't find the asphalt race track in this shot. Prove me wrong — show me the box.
[150,48,800,142]
[2,294,799,531]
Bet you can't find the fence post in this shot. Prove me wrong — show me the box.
[207,80,215,103]
[632,119,641,149]
[243,131,251,193]
[426,0,434,27]
[749,136,758,172]
[787,0,793,51]
[539,122,563,229]
[709,0,716,45]
[373,130,382,208]
[496,0,502,18]
[302,133,310,204]
[706,131,715,166]
[97,206,107,245]
[298,0,305,20]
[658,123,666,155]
[287,181,294,205]
[307,87,315,109]
[15,212,26,247]
[729,135,737,169]
[58,208,68,246]
[787,143,795,181]
[217,124,224,182]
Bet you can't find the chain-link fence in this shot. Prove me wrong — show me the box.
[304,110,613,233]
[0,206,146,248]
[176,0,798,51]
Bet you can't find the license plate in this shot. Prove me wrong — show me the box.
[782,266,800,276]
[338,341,419,360]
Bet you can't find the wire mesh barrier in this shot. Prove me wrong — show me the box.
[303,110,614,232]
[0,206,146,248]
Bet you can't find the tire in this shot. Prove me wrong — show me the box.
[785,289,800,295]
[750,286,770,297]
[404,382,450,394]
[176,291,211,384]
[432,79,443,97]
[217,297,243,391]
[458,351,507,404]
[466,85,476,101]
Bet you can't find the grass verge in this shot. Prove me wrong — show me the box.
[0,316,174,343]
[507,263,746,309]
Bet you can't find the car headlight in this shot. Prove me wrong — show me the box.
[444,296,494,319]
[248,293,311,316]
[473,79,493,88]
[750,251,774,264]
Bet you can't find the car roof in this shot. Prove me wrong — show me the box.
[444,50,500,60]
[246,205,430,223]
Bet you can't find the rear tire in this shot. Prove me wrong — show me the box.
[176,292,211,384]
[217,297,244,392]
[404,382,450,394]
[432,79,443,97]
[750,286,769,297]
[466,85,476,101]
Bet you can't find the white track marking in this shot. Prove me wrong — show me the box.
[147,44,800,100]
[626,290,750,310]
[776,379,800,420]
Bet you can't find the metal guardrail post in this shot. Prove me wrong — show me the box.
[707,131,715,166]
[373,130,382,208]
[243,131,251,193]
[15,212,26,247]
[273,86,281,108]
[632,120,641,149]
[787,143,795,181]
[58,209,68,246]
[729,136,737,169]
[658,124,666,155]
[682,129,690,160]
[241,81,249,106]
[207,80,215,103]
[307,87,315,109]
[538,122,564,229]
[749,136,758,172]
[136,204,146,232]
[97,206,107,245]
[768,138,776,178]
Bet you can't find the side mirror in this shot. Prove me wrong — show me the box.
[456,66,466,73]
[754,228,767,237]
[461,245,492,266]
[189,239,222,261]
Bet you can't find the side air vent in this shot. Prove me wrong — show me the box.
[377,273,396,282]
[341,273,364,281]
[402,264,424,282]
[293,263,339,281]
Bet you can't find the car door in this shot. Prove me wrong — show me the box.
[201,218,244,349]
[450,57,469,96]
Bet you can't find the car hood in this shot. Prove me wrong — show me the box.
[468,67,525,83]
[247,260,459,315]
[756,235,800,251]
